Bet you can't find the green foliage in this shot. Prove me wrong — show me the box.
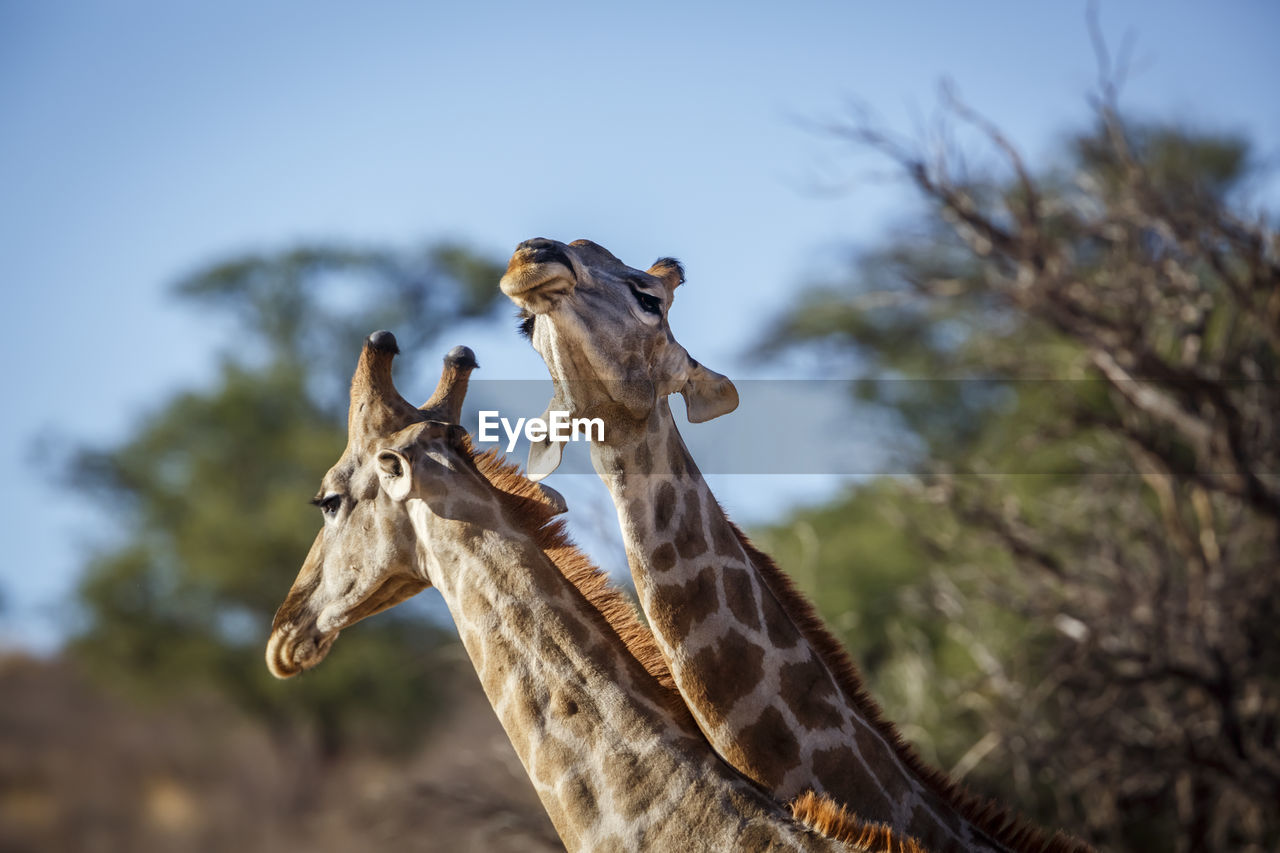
[70,241,507,755]
[1073,122,1250,202]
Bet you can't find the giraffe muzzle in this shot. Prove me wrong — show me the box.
[265,623,338,679]
[501,240,577,308]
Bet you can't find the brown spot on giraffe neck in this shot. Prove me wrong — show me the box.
[721,565,761,632]
[560,772,600,822]
[686,628,763,716]
[654,482,677,530]
[456,573,495,625]
[650,542,677,573]
[712,515,743,558]
[498,670,543,759]
[650,565,719,643]
[778,659,843,732]
[760,588,802,651]
[673,489,708,560]
[626,499,649,537]
[530,731,578,788]
[603,750,652,821]
[736,705,803,790]
[666,437,688,478]
[633,439,652,472]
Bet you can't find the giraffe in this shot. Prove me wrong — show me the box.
[264,331,923,853]
[501,238,1092,853]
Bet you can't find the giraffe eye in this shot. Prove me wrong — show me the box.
[629,283,662,316]
[316,494,342,517]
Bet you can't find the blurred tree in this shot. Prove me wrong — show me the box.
[69,241,508,763]
[760,86,1279,850]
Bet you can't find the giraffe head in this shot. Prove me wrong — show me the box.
[500,238,738,479]
[265,332,564,678]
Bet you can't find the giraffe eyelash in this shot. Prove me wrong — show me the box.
[517,311,535,340]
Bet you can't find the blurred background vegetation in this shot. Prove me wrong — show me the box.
[4,23,1278,853]
[757,94,1279,850]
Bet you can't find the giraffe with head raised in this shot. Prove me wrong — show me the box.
[502,238,1091,853]
[265,331,923,853]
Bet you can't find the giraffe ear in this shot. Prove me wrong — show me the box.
[526,402,563,482]
[377,448,414,502]
[680,361,739,423]
[646,257,684,299]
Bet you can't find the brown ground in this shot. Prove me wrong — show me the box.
[0,654,562,853]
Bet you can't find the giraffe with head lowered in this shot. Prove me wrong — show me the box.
[502,238,1092,853]
[265,331,923,853]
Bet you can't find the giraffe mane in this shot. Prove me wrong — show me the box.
[731,520,1095,853]
[464,442,684,711]
[790,791,927,853]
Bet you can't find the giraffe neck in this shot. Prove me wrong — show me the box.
[403,488,850,853]
[589,398,1010,853]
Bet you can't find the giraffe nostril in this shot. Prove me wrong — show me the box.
[518,238,557,252]
[516,239,574,272]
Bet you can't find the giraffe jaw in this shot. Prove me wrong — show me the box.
[315,575,429,635]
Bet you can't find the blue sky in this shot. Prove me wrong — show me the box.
[3,1,1277,651]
